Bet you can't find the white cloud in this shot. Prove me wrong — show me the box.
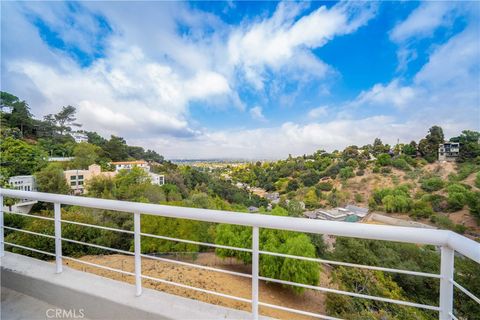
[227,1,377,89]
[390,2,455,43]
[2,1,478,160]
[249,106,266,122]
[308,106,328,119]
[353,80,416,109]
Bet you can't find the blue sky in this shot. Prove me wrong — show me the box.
[1,1,479,159]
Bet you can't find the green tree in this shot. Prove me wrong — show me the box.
[71,143,102,169]
[114,167,151,200]
[54,105,80,135]
[86,175,116,199]
[215,207,320,294]
[418,126,444,162]
[104,135,129,161]
[1,92,34,136]
[35,163,70,194]
[0,137,47,177]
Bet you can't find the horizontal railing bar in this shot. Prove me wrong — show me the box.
[61,219,134,235]
[258,276,440,312]
[140,232,252,252]
[62,256,136,276]
[141,274,251,304]
[3,241,55,257]
[450,279,480,304]
[259,301,343,320]
[3,226,55,239]
[141,253,252,278]
[2,189,466,252]
[259,250,441,279]
[61,238,134,256]
[3,210,54,221]
[449,312,459,320]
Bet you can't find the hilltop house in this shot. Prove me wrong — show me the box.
[111,161,165,186]
[112,160,150,172]
[71,132,89,144]
[438,142,460,161]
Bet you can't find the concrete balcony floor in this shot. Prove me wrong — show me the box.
[1,252,261,320]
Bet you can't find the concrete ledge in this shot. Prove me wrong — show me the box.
[1,252,256,320]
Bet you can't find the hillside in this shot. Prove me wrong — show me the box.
[2,91,479,319]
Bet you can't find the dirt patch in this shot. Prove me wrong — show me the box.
[63,252,329,320]
[423,162,457,180]
[449,209,480,232]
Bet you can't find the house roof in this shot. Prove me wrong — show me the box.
[111,161,148,165]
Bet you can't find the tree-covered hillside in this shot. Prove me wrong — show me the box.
[1,91,479,319]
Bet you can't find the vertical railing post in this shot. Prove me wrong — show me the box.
[252,226,259,320]
[439,246,454,320]
[0,195,4,257]
[54,202,62,273]
[134,212,142,296]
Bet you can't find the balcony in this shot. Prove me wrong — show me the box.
[1,188,479,320]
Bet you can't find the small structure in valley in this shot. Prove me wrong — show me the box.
[304,205,369,222]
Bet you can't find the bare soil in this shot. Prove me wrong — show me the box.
[64,252,329,320]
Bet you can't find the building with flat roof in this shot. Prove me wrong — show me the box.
[9,175,37,192]
[438,142,460,162]
[111,160,150,173]
[71,132,89,144]
[304,205,369,222]
[64,164,116,195]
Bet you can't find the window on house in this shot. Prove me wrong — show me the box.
[71,181,76,186]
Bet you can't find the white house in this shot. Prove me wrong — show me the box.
[71,132,89,144]
[149,172,165,186]
[9,175,37,192]
[438,142,460,162]
[111,161,150,173]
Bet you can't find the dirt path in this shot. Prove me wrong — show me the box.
[64,252,329,320]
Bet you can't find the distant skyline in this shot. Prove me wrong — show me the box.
[1,1,479,159]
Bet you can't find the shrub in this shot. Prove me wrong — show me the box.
[346,159,358,168]
[420,176,444,192]
[466,191,480,220]
[358,161,367,170]
[356,169,364,176]
[354,193,364,203]
[446,183,469,211]
[392,158,410,171]
[430,214,454,229]
[339,167,355,180]
[410,201,434,219]
[422,194,448,212]
[475,172,480,188]
[372,166,381,173]
[316,182,333,191]
[381,167,392,174]
[377,153,392,166]
[382,194,412,213]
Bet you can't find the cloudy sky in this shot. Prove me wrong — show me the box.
[1,1,479,159]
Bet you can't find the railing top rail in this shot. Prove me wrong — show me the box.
[2,188,479,263]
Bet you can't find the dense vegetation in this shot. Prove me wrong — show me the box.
[1,91,479,318]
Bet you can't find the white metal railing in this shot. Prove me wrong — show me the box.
[0,189,479,320]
